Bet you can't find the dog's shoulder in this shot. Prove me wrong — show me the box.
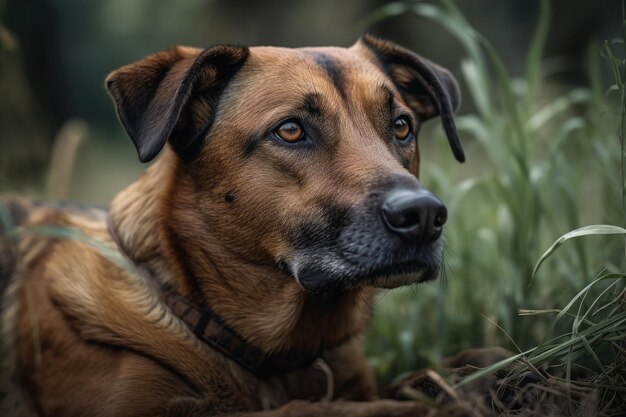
[0,196,137,324]
[0,196,117,416]
[0,195,123,356]
[0,196,197,415]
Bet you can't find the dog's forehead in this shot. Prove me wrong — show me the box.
[248,45,375,70]
[248,45,385,83]
[222,45,395,116]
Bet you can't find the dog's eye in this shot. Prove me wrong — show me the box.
[393,116,412,141]
[275,121,304,143]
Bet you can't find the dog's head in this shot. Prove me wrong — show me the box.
[106,35,464,293]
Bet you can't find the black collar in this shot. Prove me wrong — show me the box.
[159,283,320,376]
[106,215,321,377]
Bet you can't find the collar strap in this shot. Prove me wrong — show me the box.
[107,214,321,377]
[161,284,319,377]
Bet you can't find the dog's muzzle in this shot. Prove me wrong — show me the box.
[290,176,447,292]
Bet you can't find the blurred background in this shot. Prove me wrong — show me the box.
[0,0,618,200]
[1,0,625,411]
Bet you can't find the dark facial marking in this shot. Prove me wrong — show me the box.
[243,131,264,157]
[384,86,395,116]
[289,202,350,250]
[299,93,324,117]
[310,53,347,101]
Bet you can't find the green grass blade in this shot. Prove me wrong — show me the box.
[361,1,413,27]
[532,225,626,279]
[528,89,590,132]
[525,0,551,109]
[460,59,491,120]
[19,225,138,273]
[602,41,624,93]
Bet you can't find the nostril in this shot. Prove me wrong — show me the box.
[382,206,413,229]
[381,199,421,230]
[433,207,447,228]
[404,210,420,228]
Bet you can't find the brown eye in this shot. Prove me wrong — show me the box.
[393,117,411,141]
[275,121,304,143]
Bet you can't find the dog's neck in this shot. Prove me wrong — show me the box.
[108,150,374,356]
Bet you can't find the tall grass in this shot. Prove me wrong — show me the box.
[1,1,623,414]
[364,1,625,414]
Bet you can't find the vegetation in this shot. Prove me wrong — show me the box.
[1,0,624,415]
[363,1,625,415]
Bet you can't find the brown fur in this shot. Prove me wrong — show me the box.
[1,36,470,416]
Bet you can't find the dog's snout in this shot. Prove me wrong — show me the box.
[381,189,447,243]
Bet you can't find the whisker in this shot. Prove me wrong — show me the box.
[251,264,282,290]
[372,289,390,307]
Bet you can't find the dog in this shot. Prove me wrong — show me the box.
[0,34,467,417]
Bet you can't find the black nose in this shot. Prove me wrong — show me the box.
[381,189,447,242]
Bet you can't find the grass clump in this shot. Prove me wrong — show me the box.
[364,1,626,415]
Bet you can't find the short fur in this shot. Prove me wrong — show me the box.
[1,36,468,417]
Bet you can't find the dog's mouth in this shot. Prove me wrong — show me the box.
[293,241,442,292]
[290,234,444,293]
[296,257,440,292]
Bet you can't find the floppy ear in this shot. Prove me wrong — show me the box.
[357,34,465,163]
[106,45,249,162]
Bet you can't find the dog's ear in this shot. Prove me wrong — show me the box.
[106,45,249,162]
[357,34,465,163]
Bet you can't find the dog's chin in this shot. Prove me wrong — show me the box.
[294,259,440,293]
[367,267,439,289]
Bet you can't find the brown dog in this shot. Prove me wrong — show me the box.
[0,35,466,417]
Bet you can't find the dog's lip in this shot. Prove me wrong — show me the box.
[296,256,439,292]
[351,258,439,288]
[338,238,443,285]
